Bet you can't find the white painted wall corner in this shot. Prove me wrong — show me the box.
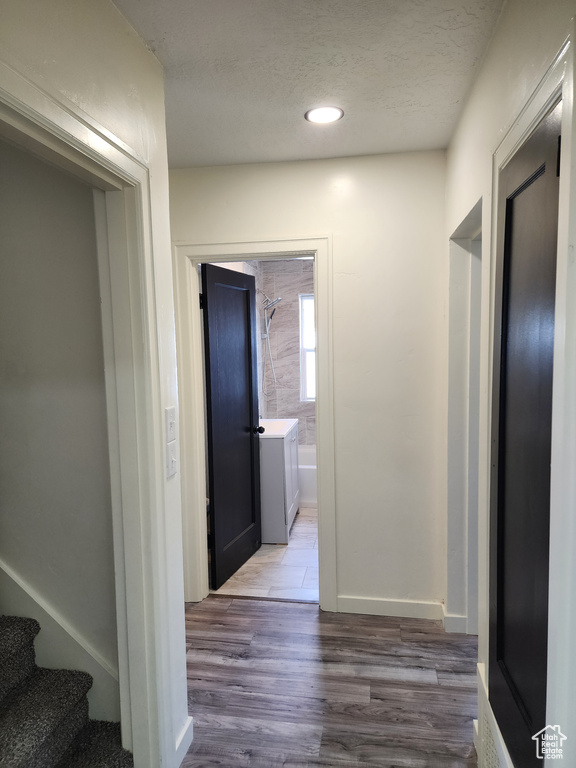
[441,604,469,634]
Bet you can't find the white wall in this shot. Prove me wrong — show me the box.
[170,151,448,614]
[446,0,576,764]
[0,1,191,764]
[0,0,161,166]
[447,0,574,235]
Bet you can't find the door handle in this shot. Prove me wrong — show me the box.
[253,426,265,434]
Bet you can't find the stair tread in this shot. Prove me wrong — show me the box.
[56,721,134,767]
[0,667,92,764]
[0,618,130,767]
[0,616,39,706]
[0,615,41,657]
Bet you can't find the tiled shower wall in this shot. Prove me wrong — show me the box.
[248,258,316,446]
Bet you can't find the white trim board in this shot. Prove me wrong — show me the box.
[0,558,117,680]
[337,595,444,622]
[544,32,576,756]
[173,237,338,612]
[447,202,482,637]
[476,663,515,768]
[0,60,192,767]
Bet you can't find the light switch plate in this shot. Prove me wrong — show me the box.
[166,441,177,478]
[165,406,177,443]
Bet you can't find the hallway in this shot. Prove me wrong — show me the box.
[183,596,477,767]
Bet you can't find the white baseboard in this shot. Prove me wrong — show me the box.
[175,716,194,767]
[442,605,469,633]
[0,559,120,721]
[337,595,444,621]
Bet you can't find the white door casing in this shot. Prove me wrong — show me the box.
[0,61,193,767]
[172,239,338,611]
[475,33,576,766]
[446,200,482,635]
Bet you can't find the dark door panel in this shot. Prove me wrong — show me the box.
[489,102,561,767]
[202,264,261,589]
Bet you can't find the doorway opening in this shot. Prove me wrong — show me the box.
[0,136,119,717]
[202,257,319,602]
[173,237,337,611]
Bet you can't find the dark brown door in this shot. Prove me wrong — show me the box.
[202,263,261,589]
[489,102,561,766]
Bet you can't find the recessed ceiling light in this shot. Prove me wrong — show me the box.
[305,106,344,124]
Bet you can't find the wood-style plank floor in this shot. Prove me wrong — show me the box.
[183,596,478,767]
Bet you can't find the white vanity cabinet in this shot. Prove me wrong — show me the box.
[259,419,300,544]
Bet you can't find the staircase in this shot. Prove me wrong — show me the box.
[0,616,133,767]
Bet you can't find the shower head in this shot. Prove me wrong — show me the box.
[263,296,282,310]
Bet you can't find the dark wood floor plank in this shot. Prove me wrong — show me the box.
[370,679,477,717]
[189,651,440,686]
[189,691,475,741]
[250,631,474,668]
[188,668,370,704]
[246,618,402,641]
[183,596,478,767]
[436,669,478,689]
[318,728,476,766]
[192,711,322,747]
[182,743,360,768]
[184,721,322,764]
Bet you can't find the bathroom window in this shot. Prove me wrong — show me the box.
[300,294,316,401]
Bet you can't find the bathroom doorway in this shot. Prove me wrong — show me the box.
[201,257,319,601]
[173,237,336,609]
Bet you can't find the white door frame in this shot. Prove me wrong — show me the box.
[0,62,193,766]
[477,33,576,760]
[446,201,482,635]
[173,237,338,611]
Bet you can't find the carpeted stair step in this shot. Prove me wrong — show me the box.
[56,721,134,767]
[0,667,92,768]
[0,616,40,704]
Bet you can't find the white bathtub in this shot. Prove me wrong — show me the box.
[298,444,317,508]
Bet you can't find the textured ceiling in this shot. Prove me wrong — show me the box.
[112,0,504,168]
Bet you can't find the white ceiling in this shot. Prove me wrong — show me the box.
[112,0,504,168]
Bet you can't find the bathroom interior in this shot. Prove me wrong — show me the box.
[203,256,319,602]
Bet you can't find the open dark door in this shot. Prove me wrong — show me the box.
[489,102,561,766]
[201,263,261,589]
